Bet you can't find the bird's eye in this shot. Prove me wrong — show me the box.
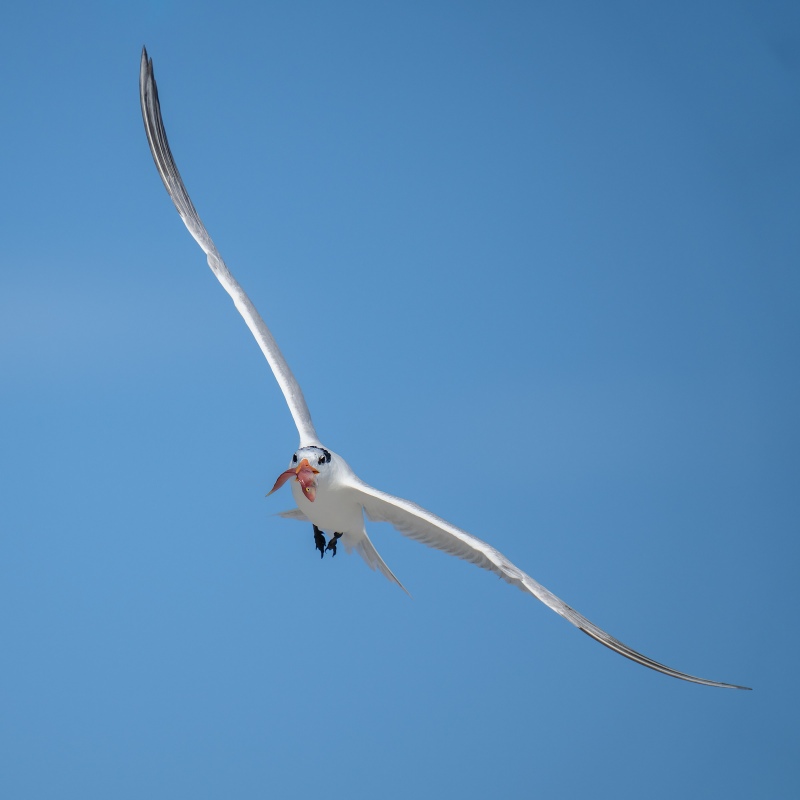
[292,454,298,463]
[318,456,324,466]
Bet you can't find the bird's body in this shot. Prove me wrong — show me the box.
[278,447,409,590]
[139,46,749,690]
[287,448,366,553]
[290,459,361,541]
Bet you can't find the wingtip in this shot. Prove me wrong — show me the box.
[707,680,752,691]
[139,46,152,94]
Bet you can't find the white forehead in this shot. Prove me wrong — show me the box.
[293,446,332,464]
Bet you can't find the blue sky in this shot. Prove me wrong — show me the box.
[1,1,798,797]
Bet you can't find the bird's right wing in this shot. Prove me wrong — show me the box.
[139,47,319,448]
[348,477,750,690]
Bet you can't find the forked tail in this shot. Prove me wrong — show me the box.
[356,531,410,596]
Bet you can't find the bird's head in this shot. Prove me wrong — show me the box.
[267,446,333,502]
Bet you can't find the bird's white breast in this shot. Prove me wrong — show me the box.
[290,480,365,536]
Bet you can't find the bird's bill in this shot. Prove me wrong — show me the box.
[267,458,320,502]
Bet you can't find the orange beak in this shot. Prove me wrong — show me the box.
[267,458,320,502]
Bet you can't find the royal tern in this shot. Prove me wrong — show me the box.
[139,47,749,690]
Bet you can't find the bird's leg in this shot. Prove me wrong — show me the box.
[313,525,326,559]
[326,532,343,557]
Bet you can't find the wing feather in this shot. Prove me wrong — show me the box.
[349,478,750,690]
[139,47,319,447]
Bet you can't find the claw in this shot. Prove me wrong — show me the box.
[326,532,343,557]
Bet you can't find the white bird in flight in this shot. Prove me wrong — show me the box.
[139,47,749,690]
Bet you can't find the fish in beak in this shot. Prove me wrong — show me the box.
[267,458,320,502]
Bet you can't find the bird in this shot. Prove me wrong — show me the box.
[139,46,749,690]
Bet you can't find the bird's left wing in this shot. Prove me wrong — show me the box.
[347,477,750,689]
[139,47,320,448]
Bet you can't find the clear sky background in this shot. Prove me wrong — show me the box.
[1,1,798,798]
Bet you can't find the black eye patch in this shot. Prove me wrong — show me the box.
[306,447,331,465]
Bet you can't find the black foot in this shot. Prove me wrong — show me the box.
[326,532,343,557]
[313,525,326,559]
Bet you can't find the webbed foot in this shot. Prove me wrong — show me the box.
[326,532,343,557]
[313,525,326,559]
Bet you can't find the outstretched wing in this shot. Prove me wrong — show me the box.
[139,47,319,448]
[348,477,750,689]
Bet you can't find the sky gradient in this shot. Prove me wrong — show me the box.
[1,2,798,798]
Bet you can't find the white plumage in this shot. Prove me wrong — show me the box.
[139,47,749,690]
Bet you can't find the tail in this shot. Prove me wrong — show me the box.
[356,531,410,596]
